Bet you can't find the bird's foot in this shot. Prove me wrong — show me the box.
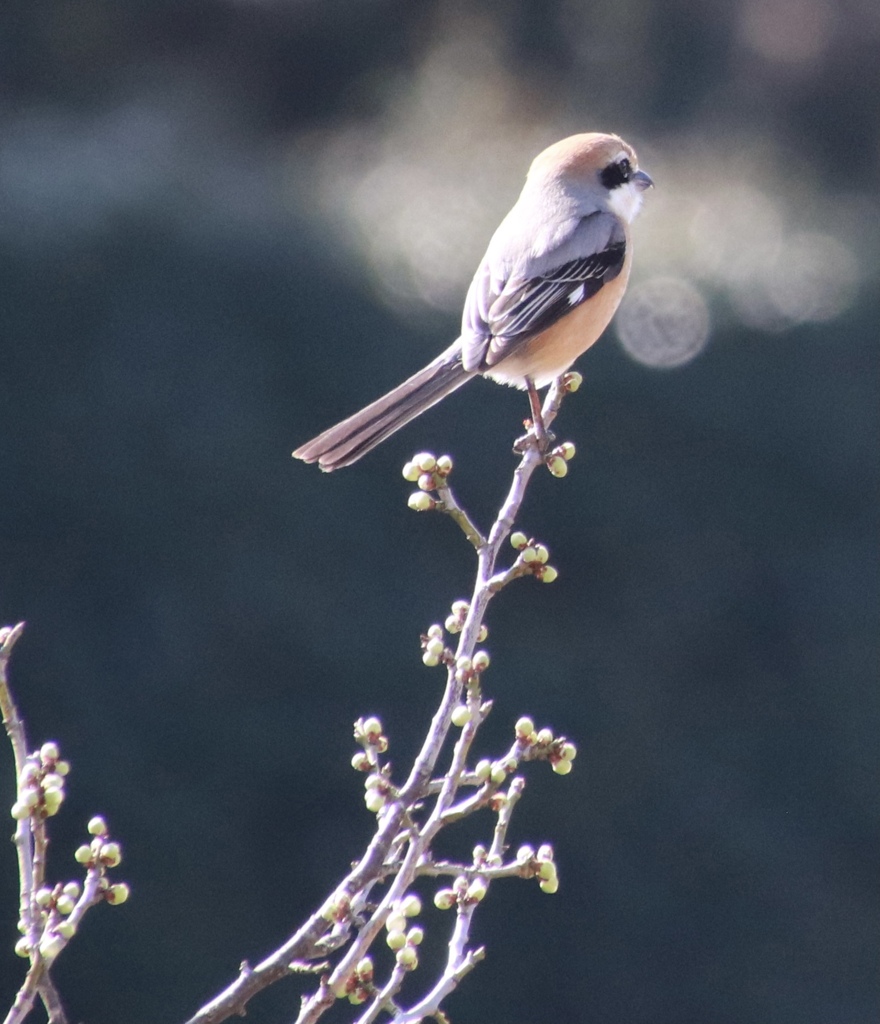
[513,417,556,455]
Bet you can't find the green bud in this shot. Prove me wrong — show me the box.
[105,882,130,905]
[539,565,558,583]
[552,758,573,775]
[564,370,583,392]
[422,651,440,667]
[474,759,492,780]
[11,801,30,820]
[547,455,568,477]
[386,928,407,950]
[14,937,31,958]
[396,945,418,969]
[466,880,487,902]
[362,717,382,738]
[56,894,75,916]
[407,925,425,945]
[539,876,560,894]
[40,742,60,764]
[515,716,535,738]
[472,650,490,671]
[407,492,434,512]
[56,920,76,939]
[100,842,122,867]
[451,705,471,728]
[43,787,64,816]
[510,531,528,549]
[414,452,437,472]
[401,894,422,917]
[74,845,93,865]
[433,888,456,910]
[364,790,385,814]
[402,461,420,482]
[88,816,108,836]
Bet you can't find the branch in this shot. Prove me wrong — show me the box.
[184,375,582,1024]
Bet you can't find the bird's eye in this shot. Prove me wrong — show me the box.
[618,158,632,180]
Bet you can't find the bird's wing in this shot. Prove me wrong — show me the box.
[460,211,626,371]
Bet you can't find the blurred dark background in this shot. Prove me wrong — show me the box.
[1,1,878,1021]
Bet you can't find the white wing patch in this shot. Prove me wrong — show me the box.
[567,284,585,306]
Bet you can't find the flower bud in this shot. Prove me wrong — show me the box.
[510,531,528,549]
[466,880,487,902]
[364,791,385,814]
[425,637,445,658]
[100,842,122,867]
[422,651,440,667]
[400,894,422,917]
[396,945,418,969]
[402,461,420,482]
[56,894,75,916]
[564,371,583,392]
[426,624,444,640]
[516,844,535,863]
[105,882,130,905]
[533,544,549,564]
[351,752,370,772]
[74,844,93,865]
[521,546,538,563]
[40,742,60,764]
[88,816,108,836]
[515,716,535,738]
[451,705,471,728]
[39,933,64,961]
[407,492,434,512]
[35,887,53,908]
[386,928,407,950]
[414,452,436,472]
[536,727,553,745]
[559,442,576,461]
[436,455,453,474]
[547,455,568,477]
[433,888,456,910]
[539,565,558,584]
[356,957,374,982]
[474,759,492,781]
[56,920,76,939]
[43,787,64,816]
[63,881,81,899]
[477,625,488,641]
[417,472,436,491]
[537,843,554,862]
[11,801,30,820]
[472,651,490,671]
[14,937,31,958]
[407,925,424,945]
[552,758,573,775]
[362,717,382,739]
[539,877,560,894]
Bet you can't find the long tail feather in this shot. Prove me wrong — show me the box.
[293,352,472,471]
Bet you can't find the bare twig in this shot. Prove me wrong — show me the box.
[184,379,577,1024]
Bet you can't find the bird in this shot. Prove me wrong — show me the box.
[293,132,653,471]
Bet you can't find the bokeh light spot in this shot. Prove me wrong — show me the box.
[615,277,711,368]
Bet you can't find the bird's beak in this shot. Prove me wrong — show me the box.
[632,169,654,191]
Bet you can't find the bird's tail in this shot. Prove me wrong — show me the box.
[293,350,472,471]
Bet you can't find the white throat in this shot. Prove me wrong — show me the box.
[606,180,645,224]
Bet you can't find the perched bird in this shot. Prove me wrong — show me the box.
[293,132,653,471]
